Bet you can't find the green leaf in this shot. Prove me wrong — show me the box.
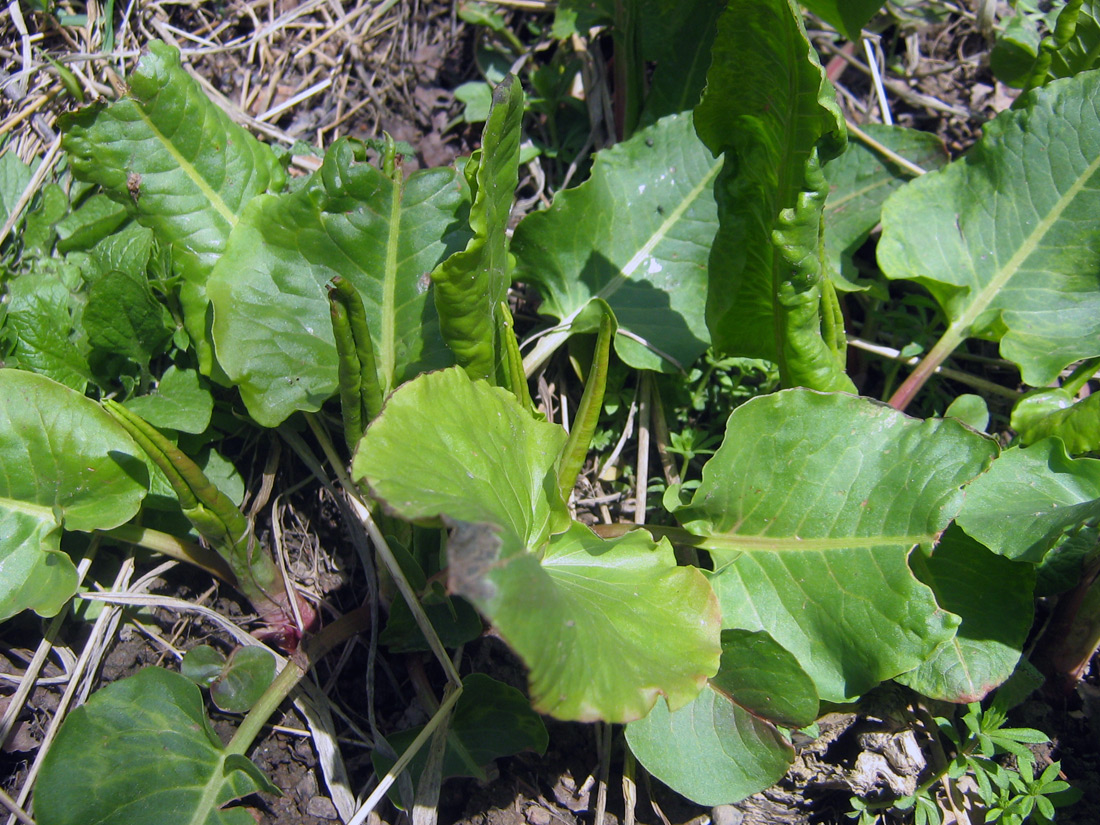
[35,667,278,825]
[124,365,214,434]
[800,0,886,41]
[625,684,794,806]
[181,644,226,687]
[84,268,174,365]
[822,124,949,291]
[694,0,854,391]
[637,0,725,126]
[1011,387,1100,453]
[54,193,130,252]
[710,629,818,729]
[899,527,1035,703]
[372,673,548,783]
[59,40,287,373]
[0,370,147,620]
[354,368,721,722]
[431,75,523,381]
[945,394,990,432]
[878,70,1100,388]
[458,521,721,722]
[679,390,998,701]
[957,438,1100,563]
[210,646,276,714]
[209,138,464,427]
[0,148,33,229]
[353,367,569,548]
[3,268,91,391]
[514,111,718,373]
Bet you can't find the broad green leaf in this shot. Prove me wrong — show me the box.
[181,644,226,687]
[637,0,724,126]
[54,193,129,252]
[823,124,948,291]
[83,268,174,365]
[35,667,278,825]
[694,0,854,392]
[4,268,90,391]
[710,629,818,729]
[957,439,1100,564]
[22,183,69,254]
[125,365,214,434]
[354,368,721,722]
[0,370,147,620]
[60,40,287,373]
[513,111,718,373]
[209,138,465,427]
[1036,527,1098,596]
[993,1,1100,87]
[899,527,1035,703]
[372,673,548,783]
[353,367,568,548]
[1011,387,1100,453]
[679,390,998,701]
[451,521,721,722]
[432,75,523,381]
[800,0,886,41]
[878,70,1100,388]
[625,686,793,807]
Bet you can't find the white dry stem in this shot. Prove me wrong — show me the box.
[863,34,893,125]
[9,557,136,825]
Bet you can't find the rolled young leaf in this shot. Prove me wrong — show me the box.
[694,0,855,392]
[432,75,524,381]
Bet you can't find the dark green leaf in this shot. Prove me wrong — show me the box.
[710,629,818,729]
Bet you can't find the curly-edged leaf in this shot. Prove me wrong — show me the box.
[710,629,818,729]
[878,70,1100,388]
[625,684,793,807]
[694,0,854,391]
[454,521,721,723]
[800,0,886,41]
[354,368,720,722]
[59,40,287,372]
[35,667,278,825]
[899,526,1035,703]
[353,366,568,548]
[957,438,1100,564]
[431,75,523,381]
[823,124,948,291]
[1012,387,1100,453]
[514,111,718,373]
[0,370,147,620]
[679,390,998,701]
[209,139,466,426]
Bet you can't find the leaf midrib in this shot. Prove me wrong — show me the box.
[698,532,932,552]
[133,104,237,227]
[950,148,1100,337]
[381,175,402,395]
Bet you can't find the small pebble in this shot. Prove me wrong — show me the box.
[525,805,552,825]
[306,796,339,820]
[711,804,744,825]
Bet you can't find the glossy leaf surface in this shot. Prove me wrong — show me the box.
[513,112,718,373]
[1011,387,1100,453]
[432,75,523,381]
[677,390,998,701]
[710,629,818,729]
[694,0,853,391]
[209,140,465,426]
[899,527,1035,702]
[957,438,1100,564]
[879,70,1100,387]
[354,368,721,722]
[0,370,147,620]
[626,686,793,806]
[35,667,278,825]
[60,41,286,371]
